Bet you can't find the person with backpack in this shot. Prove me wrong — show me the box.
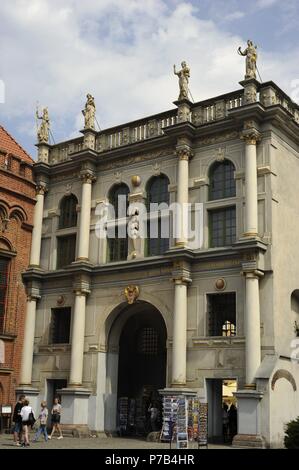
[33,401,48,442]
[12,394,25,446]
[20,399,35,447]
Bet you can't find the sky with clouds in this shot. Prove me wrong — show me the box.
[1,0,299,157]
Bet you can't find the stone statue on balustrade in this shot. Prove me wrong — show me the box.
[82,94,96,130]
[36,107,50,144]
[173,61,190,100]
[238,40,258,80]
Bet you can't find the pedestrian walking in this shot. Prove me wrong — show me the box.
[48,397,63,440]
[20,399,35,447]
[12,394,25,446]
[33,401,48,442]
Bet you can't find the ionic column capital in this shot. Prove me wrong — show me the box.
[26,294,40,302]
[172,276,192,286]
[73,288,90,296]
[80,170,97,184]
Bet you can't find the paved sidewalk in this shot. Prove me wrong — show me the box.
[0,433,233,450]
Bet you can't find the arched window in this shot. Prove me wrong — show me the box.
[146,175,170,210]
[209,160,236,201]
[59,195,78,229]
[146,175,170,256]
[108,184,130,218]
[107,184,130,262]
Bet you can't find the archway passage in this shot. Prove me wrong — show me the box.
[116,303,167,436]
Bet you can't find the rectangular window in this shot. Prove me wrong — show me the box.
[207,293,236,337]
[0,257,9,332]
[147,216,169,256]
[57,235,76,268]
[107,222,128,262]
[209,206,236,247]
[50,308,71,344]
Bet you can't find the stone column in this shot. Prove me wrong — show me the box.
[19,294,40,385]
[175,143,192,247]
[241,127,261,237]
[171,264,192,386]
[242,264,264,387]
[29,184,47,266]
[77,171,96,261]
[69,289,88,386]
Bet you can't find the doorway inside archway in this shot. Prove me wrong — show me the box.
[116,305,167,436]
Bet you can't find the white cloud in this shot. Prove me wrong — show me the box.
[256,0,279,7]
[0,0,298,153]
[223,11,245,21]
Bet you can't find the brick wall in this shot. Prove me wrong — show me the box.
[0,165,35,409]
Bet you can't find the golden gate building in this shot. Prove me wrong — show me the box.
[18,76,299,447]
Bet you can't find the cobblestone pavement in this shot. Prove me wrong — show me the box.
[0,433,233,450]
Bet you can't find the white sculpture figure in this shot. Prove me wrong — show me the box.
[238,40,258,80]
[129,207,140,257]
[36,107,50,143]
[173,61,190,100]
[82,94,96,130]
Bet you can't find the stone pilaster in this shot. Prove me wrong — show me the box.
[174,98,193,123]
[171,261,192,386]
[76,169,96,261]
[242,261,264,388]
[81,127,97,151]
[241,124,261,238]
[19,288,41,386]
[36,142,51,163]
[175,139,193,248]
[240,78,259,105]
[29,183,48,267]
[69,275,91,387]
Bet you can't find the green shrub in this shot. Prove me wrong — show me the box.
[284,417,299,449]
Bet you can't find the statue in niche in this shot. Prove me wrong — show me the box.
[238,40,258,80]
[128,207,140,258]
[36,107,50,143]
[173,61,190,100]
[82,94,96,129]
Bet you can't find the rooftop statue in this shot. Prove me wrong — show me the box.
[36,107,50,144]
[173,61,190,100]
[238,40,258,80]
[82,94,96,130]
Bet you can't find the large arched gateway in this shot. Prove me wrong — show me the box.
[105,301,167,435]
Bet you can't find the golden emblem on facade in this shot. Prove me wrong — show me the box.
[124,285,140,304]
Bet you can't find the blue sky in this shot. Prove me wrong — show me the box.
[0,0,298,157]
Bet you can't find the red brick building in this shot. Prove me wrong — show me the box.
[0,126,35,421]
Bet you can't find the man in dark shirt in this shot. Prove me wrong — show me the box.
[12,395,25,446]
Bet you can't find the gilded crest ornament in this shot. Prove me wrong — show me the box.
[124,285,140,304]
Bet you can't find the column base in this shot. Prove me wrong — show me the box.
[57,387,92,433]
[15,386,40,411]
[232,434,266,448]
[233,389,264,445]
[60,424,90,438]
